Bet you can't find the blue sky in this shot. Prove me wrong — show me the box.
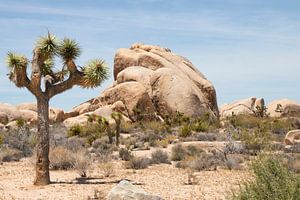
[0,0,299,111]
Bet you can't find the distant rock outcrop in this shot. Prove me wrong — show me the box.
[267,99,300,118]
[67,43,219,123]
[0,102,64,126]
[219,97,265,118]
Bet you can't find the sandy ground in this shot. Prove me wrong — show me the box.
[0,155,250,200]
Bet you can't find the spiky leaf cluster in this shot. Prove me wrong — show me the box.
[81,59,109,88]
[57,38,81,63]
[36,33,58,59]
[6,52,28,70]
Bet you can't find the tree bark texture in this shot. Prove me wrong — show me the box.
[34,96,50,185]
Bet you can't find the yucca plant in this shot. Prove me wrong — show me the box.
[5,32,109,185]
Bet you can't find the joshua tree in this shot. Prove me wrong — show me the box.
[6,33,109,185]
[87,114,113,144]
[111,112,122,146]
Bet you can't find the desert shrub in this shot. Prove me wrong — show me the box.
[270,118,293,135]
[228,114,262,129]
[121,121,137,133]
[140,131,163,147]
[151,149,170,164]
[67,123,105,145]
[234,127,271,154]
[0,134,3,145]
[191,120,209,132]
[142,121,165,133]
[125,156,151,169]
[100,162,115,177]
[225,156,242,170]
[1,127,35,157]
[91,138,116,162]
[188,152,221,171]
[73,149,91,177]
[179,123,193,137]
[186,145,205,157]
[171,144,187,161]
[49,146,75,170]
[119,148,132,161]
[0,147,23,162]
[66,136,87,152]
[224,140,246,154]
[67,124,83,137]
[232,155,300,200]
[155,138,169,148]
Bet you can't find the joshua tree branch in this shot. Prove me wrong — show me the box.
[46,70,84,98]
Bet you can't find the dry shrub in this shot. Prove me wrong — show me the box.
[188,152,220,171]
[0,147,23,162]
[118,148,132,161]
[100,162,115,177]
[125,156,151,169]
[171,144,186,161]
[74,149,91,177]
[151,149,170,164]
[49,146,75,170]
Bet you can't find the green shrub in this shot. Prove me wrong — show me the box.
[232,155,300,200]
[179,123,192,137]
[151,149,170,164]
[234,126,271,153]
[67,124,105,145]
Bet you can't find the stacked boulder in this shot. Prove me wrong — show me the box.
[64,43,219,127]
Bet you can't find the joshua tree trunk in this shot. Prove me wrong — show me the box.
[115,121,120,147]
[34,96,50,185]
[107,125,113,144]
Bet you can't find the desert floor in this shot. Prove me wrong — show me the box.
[0,154,250,200]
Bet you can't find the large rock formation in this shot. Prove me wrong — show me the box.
[268,99,300,118]
[219,97,265,118]
[107,180,163,200]
[68,44,219,122]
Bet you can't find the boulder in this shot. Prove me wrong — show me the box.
[116,66,154,97]
[16,102,37,112]
[0,103,21,121]
[284,129,300,145]
[107,180,163,200]
[0,112,8,124]
[220,97,265,118]
[268,99,300,118]
[19,110,37,124]
[113,44,219,118]
[49,108,64,123]
[63,114,90,128]
[63,111,79,120]
[99,81,156,121]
